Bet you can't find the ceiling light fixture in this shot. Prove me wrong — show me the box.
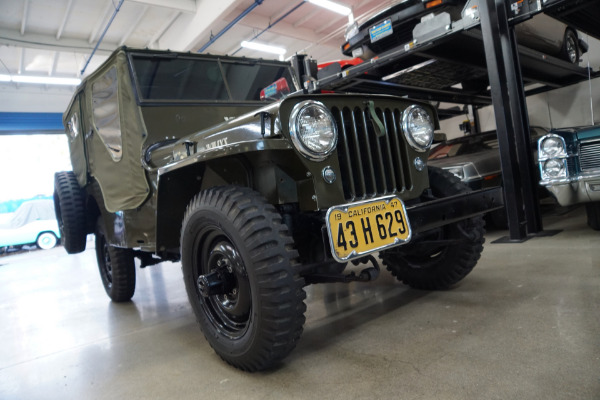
[241,41,286,55]
[0,74,81,86]
[307,0,351,15]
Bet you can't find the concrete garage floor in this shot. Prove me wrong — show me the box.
[0,206,599,400]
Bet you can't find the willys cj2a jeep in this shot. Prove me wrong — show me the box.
[54,47,502,371]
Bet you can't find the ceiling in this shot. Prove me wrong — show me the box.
[0,0,396,88]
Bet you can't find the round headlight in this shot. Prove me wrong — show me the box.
[289,100,338,161]
[402,105,434,152]
[543,159,565,178]
[540,136,565,158]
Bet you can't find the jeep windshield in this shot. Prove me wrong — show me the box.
[129,53,294,103]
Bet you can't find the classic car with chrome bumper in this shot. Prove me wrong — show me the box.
[538,125,600,229]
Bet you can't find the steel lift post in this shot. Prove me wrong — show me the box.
[479,0,543,241]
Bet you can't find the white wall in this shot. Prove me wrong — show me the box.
[440,34,600,139]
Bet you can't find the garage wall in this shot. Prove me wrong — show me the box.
[440,36,600,139]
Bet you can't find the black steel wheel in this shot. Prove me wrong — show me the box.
[181,186,306,371]
[95,218,136,302]
[561,28,579,64]
[381,167,486,290]
[54,171,87,254]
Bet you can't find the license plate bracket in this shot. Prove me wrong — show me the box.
[326,195,412,262]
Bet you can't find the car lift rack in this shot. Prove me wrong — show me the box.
[308,0,600,242]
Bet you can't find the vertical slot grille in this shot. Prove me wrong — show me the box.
[332,105,412,201]
[579,140,600,171]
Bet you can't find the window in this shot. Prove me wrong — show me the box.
[132,56,228,101]
[221,62,293,101]
[92,66,122,162]
[67,113,79,139]
[130,54,294,102]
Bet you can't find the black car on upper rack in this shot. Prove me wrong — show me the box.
[341,0,588,70]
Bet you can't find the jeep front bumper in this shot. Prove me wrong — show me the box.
[406,186,504,234]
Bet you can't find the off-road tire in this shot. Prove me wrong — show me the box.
[585,202,600,230]
[54,171,87,254]
[95,218,136,302]
[381,167,486,290]
[181,186,306,372]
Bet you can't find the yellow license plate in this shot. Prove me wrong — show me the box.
[326,196,412,262]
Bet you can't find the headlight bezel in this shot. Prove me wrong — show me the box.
[542,158,567,180]
[289,100,338,161]
[402,104,435,153]
[344,21,359,42]
[538,134,567,160]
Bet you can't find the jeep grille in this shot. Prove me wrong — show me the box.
[579,140,600,171]
[331,106,413,201]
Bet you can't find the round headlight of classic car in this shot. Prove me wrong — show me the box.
[540,136,565,158]
[402,105,434,152]
[543,159,566,178]
[289,100,338,161]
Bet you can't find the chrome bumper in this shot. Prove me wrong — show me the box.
[541,174,600,206]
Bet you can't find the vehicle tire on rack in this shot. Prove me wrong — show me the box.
[381,167,486,290]
[95,218,136,302]
[54,171,87,254]
[585,202,600,230]
[561,28,579,64]
[181,186,306,372]
[37,232,58,250]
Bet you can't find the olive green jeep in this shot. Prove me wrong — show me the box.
[54,47,501,371]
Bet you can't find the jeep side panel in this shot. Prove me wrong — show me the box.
[64,93,88,188]
[84,51,150,214]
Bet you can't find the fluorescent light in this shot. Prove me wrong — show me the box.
[241,41,286,55]
[308,0,351,15]
[0,74,81,86]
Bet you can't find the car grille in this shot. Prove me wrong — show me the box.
[579,140,600,171]
[330,105,413,201]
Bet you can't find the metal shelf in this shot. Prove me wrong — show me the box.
[314,5,597,104]
[525,0,600,40]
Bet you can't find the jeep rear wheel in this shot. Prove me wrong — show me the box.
[54,171,87,254]
[381,167,486,290]
[181,186,306,371]
[95,218,136,302]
